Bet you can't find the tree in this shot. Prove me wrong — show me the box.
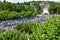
[8,11,18,19]
[48,2,57,14]
[34,3,42,14]
[49,2,60,14]
[0,1,42,20]
[14,22,41,34]
[3,0,6,2]
[29,17,60,40]
[0,30,27,40]
[57,5,60,14]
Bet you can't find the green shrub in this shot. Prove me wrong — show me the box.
[48,2,60,14]
[15,22,41,34]
[0,30,27,40]
[29,17,60,40]
[15,17,60,40]
[1,16,60,40]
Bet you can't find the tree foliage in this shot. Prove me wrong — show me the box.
[15,16,60,40]
[29,17,60,40]
[49,2,60,14]
[15,22,41,34]
[0,16,60,40]
[0,30,27,40]
[0,1,42,20]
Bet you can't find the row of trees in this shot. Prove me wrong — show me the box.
[0,16,60,40]
[0,1,42,20]
[0,1,60,20]
[0,10,37,20]
[49,2,60,14]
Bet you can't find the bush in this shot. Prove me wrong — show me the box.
[49,2,60,14]
[1,16,60,40]
[15,17,60,40]
[29,17,60,40]
[0,10,38,20]
[0,30,27,40]
[15,22,41,34]
[0,1,42,20]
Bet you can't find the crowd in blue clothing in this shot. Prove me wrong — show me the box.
[2,17,34,26]
[2,15,49,27]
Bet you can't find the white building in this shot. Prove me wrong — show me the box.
[41,2,50,15]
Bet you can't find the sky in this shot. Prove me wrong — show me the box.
[0,0,60,3]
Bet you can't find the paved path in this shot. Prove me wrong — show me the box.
[1,14,60,32]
